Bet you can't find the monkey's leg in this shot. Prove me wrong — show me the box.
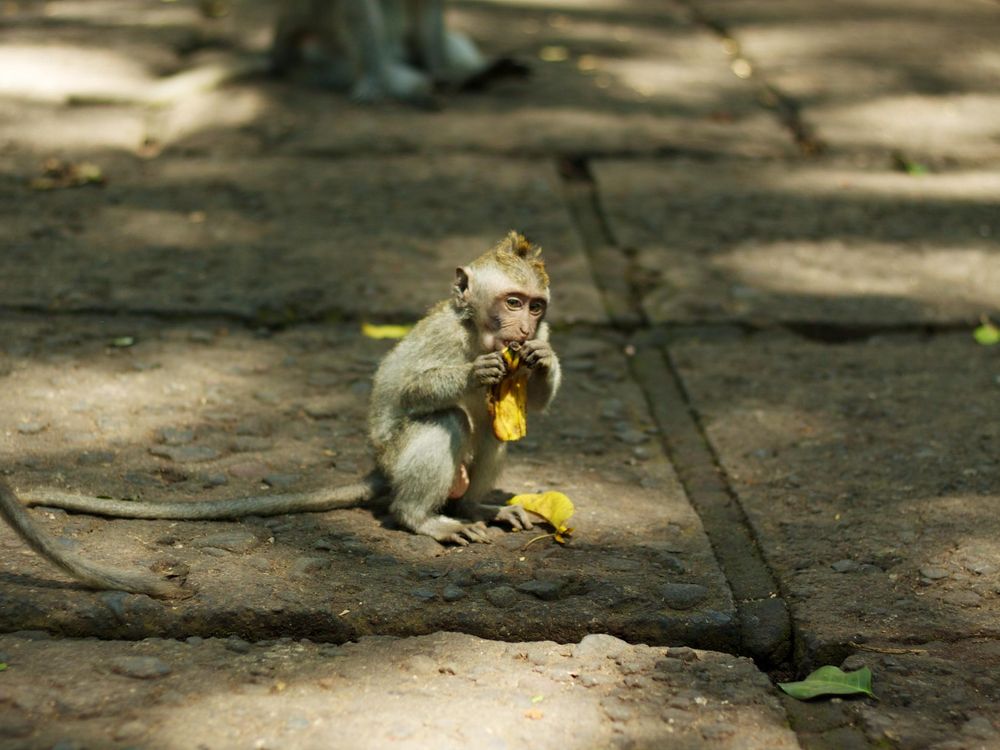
[457,438,533,532]
[387,412,491,545]
[406,0,446,76]
[345,0,431,103]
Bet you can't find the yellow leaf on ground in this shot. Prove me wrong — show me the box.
[361,322,413,340]
[507,491,575,535]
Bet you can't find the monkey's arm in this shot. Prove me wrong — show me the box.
[521,339,561,411]
[0,479,186,598]
[397,362,479,413]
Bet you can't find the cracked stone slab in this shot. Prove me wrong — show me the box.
[670,332,1000,657]
[778,640,1000,750]
[672,331,1000,748]
[0,318,735,649]
[592,158,1000,325]
[0,154,603,325]
[685,0,1000,165]
[0,632,800,750]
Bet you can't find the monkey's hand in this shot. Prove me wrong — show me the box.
[472,351,507,387]
[521,339,556,370]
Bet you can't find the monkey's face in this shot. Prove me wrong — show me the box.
[481,291,548,352]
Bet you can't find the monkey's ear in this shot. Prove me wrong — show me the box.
[454,267,470,297]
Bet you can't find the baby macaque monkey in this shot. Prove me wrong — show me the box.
[271,0,489,103]
[0,232,560,595]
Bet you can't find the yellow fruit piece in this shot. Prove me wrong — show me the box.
[507,491,575,538]
[490,348,529,441]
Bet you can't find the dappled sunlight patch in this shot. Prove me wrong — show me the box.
[0,45,151,102]
[759,167,1000,201]
[817,94,1000,159]
[714,241,1000,313]
[102,204,265,251]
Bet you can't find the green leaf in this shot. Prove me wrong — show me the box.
[778,666,875,700]
[973,323,1000,346]
[111,336,136,348]
[0,663,7,671]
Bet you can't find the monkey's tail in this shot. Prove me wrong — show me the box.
[0,479,186,599]
[19,472,390,520]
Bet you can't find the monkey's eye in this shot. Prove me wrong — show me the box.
[529,300,546,315]
[506,296,524,310]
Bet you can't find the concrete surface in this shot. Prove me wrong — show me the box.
[2,0,999,747]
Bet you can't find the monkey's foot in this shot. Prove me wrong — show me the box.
[350,63,432,104]
[414,516,492,546]
[491,504,535,531]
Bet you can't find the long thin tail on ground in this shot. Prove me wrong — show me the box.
[0,479,185,598]
[20,472,390,520]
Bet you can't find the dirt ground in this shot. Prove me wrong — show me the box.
[1,0,999,748]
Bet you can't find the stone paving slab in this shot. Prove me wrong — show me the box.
[669,331,1000,748]
[0,0,793,159]
[685,0,1000,165]
[0,154,604,325]
[592,158,1000,325]
[0,317,736,648]
[670,332,1000,655]
[0,631,800,750]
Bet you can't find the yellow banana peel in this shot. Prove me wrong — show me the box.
[489,347,529,441]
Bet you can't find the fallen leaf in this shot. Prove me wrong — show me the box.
[508,491,575,543]
[0,663,6,671]
[29,159,106,190]
[361,322,413,340]
[973,321,1000,346]
[111,336,136,348]
[539,46,569,62]
[524,709,544,720]
[778,666,875,700]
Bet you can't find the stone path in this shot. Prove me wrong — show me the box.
[1,0,999,748]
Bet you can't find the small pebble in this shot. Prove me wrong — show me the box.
[919,566,949,580]
[516,580,563,601]
[831,559,860,573]
[149,445,221,463]
[661,583,709,610]
[442,585,467,602]
[225,637,252,654]
[109,656,172,679]
[16,421,47,435]
[193,530,261,554]
[264,473,301,489]
[485,585,519,608]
